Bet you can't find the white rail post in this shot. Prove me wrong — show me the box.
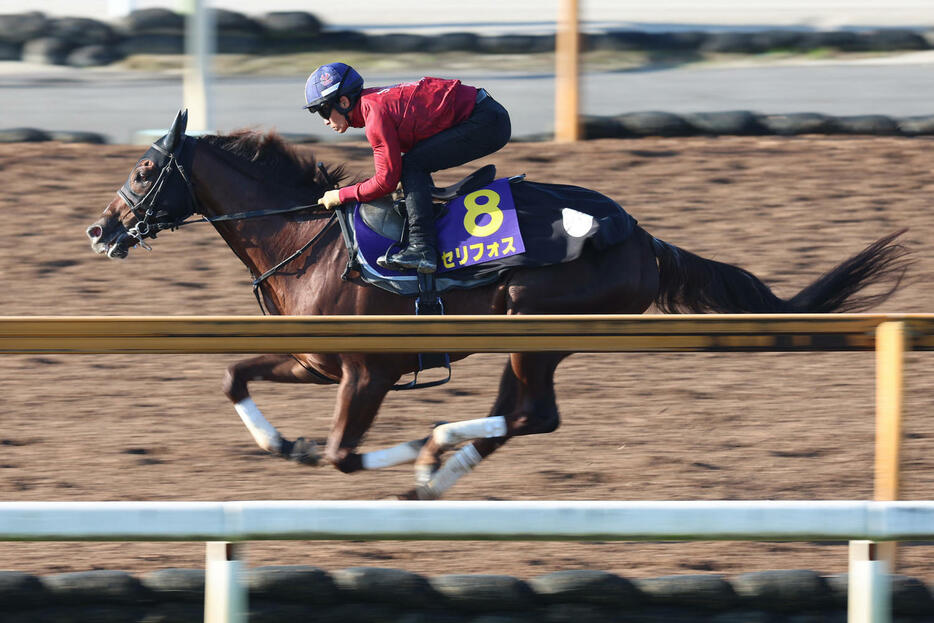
[179,0,215,133]
[108,0,136,18]
[204,542,247,623]
[848,540,892,623]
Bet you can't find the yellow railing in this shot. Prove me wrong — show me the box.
[1,313,932,353]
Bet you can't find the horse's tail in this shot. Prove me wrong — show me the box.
[651,230,911,314]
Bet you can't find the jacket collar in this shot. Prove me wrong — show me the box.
[346,97,365,128]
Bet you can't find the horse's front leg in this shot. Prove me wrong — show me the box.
[322,361,397,473]
[222,353,335,463]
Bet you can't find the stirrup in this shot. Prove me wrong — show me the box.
[400,257,438,274]
[393,276,451,391]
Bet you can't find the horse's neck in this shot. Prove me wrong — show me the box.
[191,147,336,311]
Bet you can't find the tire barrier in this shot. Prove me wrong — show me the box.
[0,128,108,143]
[0,9,931,68]
[580,111,934,139]
[3,110,933,146]
[0,566,931,622]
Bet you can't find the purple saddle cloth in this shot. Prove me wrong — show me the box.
[346,177,637,297]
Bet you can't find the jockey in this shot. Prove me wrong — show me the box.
[304,62,511,274]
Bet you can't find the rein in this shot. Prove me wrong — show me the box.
[177,201,325,227]
[121,136,329,237]
[127,134,342,385]
[245,161,342,314]
[250,211,337,313]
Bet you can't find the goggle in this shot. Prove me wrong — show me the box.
[308,101,333,120]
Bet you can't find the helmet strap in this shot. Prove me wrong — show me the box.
[334,93,358,116]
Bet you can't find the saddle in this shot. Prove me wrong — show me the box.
[359,164,497,242]
[333,169,638,297]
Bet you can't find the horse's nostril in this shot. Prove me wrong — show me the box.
[87,225,102,240]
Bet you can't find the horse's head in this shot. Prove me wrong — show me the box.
[87,110,199,259]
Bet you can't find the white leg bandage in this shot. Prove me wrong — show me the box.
[432,416,507,449]
[361,439,424,470]
[234,398,282,453]
[414,463,435,487]
[420,444,483,499]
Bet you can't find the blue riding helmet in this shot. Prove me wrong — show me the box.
[303,62,364,118]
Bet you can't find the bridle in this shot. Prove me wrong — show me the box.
[117,138,201,248]
[118,134,337,279]
[118,133,336,243]
[116,131,340,385]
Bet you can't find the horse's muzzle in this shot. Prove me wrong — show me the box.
[86,222,132,259]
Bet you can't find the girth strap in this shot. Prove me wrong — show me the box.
[392,273,452,391]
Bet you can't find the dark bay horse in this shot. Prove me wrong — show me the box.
[86,111,909,499]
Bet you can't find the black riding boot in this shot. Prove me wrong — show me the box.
[379,198,438,274]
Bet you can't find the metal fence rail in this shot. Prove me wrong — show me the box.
[0,500,931,542]
[0,500,925,623]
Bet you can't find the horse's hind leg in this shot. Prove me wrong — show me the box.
[410,352,565,499]
[454,357,525,465]
[411,359,525,493]
[222,354,333,463]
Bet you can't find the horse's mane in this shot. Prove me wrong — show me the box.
[198,130,347,191]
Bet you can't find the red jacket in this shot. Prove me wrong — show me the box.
[337,77,477,204]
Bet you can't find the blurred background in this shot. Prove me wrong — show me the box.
[1,1,933,143]
[34,1,934,31]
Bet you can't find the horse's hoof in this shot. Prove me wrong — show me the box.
[283,436,321,466]
[395,487,440,501]
[415,485,440,500]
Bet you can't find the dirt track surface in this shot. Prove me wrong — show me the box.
[0,136,932,580]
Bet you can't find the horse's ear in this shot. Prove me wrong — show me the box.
[161,109,188,152]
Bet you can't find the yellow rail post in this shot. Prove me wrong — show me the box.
[875,320,905,572]
[555,0,581,142]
